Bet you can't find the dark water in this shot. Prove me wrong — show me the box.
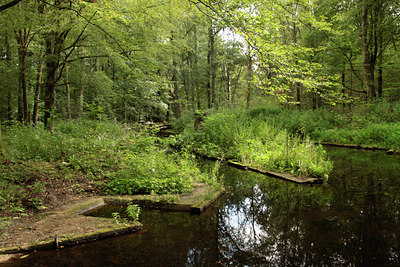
[5,147,400,266]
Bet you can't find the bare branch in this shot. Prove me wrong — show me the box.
[0,0,22,12]
[39,0,127,55]
[55,11,97,83]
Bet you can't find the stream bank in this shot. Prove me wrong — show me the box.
[4,146,400,266]
[0,184,224,262]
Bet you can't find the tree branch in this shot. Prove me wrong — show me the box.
[0,0,22,12]
[66,54,108,63]
[40,0,128,55]
[55,11,97,84]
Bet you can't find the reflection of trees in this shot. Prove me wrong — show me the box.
[218,149,400,266]
[327,148,400,266]
[218,169,332,265]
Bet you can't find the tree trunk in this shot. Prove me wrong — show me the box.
[231,66,242,103]
[312,92,317,111]
[189,54,195,112]
[361,0,376,99]
[0,120,5,158]
[78,87,84,118]
[246,48,252,109]
[226,69,231,103]
[170,32,181,119]
[33,60,43,127]
[293,19,301,107]
[207,35,212,109]
[15,28,29,123]
[44,34,58,131]
[171,60,181,118]
[209,25,217,110]
[64,66,71,120]
[342,61,346,108]
[377,34,383,97]
[44,30,68,131]
[5,31,13,122]
[182,58,190,109]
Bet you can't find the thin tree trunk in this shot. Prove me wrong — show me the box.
[15,29,29,123]
[64,66,71,120]
[377,35,383,98]
[312,92,317,111]
[209,26,217,109]
[33,60,43,127]
[172,66,181,118]
[0,120,5,158]
[231,66,242,103]
[207,26,212,109]
[182,61,190,109]
[5,31,13,122]
[189,54,195,112]
[342,61,346,108]
[246,48,252,109]
[226,69,231,103]
[361,0,376,99]
[78,87,84,118]
[7,92,12,123]
[170,32,181,118]
[293,19,301,107]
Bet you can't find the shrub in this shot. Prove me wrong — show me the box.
[104,149,202,195]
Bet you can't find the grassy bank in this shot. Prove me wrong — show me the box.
[0,120,219,223]
[243,101,400,150]
[174,101,400,173]
[174,110,333,179]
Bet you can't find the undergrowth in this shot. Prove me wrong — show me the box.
[175,109,333,178]
[173,100,400,154]
[0,120,218,215]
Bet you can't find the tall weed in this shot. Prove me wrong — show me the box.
[180,109,333,178]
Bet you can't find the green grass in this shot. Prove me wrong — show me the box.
[174,100,400,152]
[0,119,218,215]
[171,101,400,180]
[175,109,333,178]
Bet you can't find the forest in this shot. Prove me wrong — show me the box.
[1,0,400,126]
[1,0,400,264]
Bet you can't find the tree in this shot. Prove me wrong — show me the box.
[192,0,340,105]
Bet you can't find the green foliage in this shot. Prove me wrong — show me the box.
[1,120,215,215]
[112,212,123,225]
[179,108,333,178]
[105,149,201,195]
[172,111,196,133]
[126,203,141,222]
[111,203,141,224]
[233,101,400,150]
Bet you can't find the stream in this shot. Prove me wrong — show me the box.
[5,147,400,266]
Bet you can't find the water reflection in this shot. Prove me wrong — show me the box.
[6,147,400,266]
[215,148,400,266]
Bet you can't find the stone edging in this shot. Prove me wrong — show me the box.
[192,152,321,184]
[0,224,141,255]
[0,185,225,258]
[319,142,400,155]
